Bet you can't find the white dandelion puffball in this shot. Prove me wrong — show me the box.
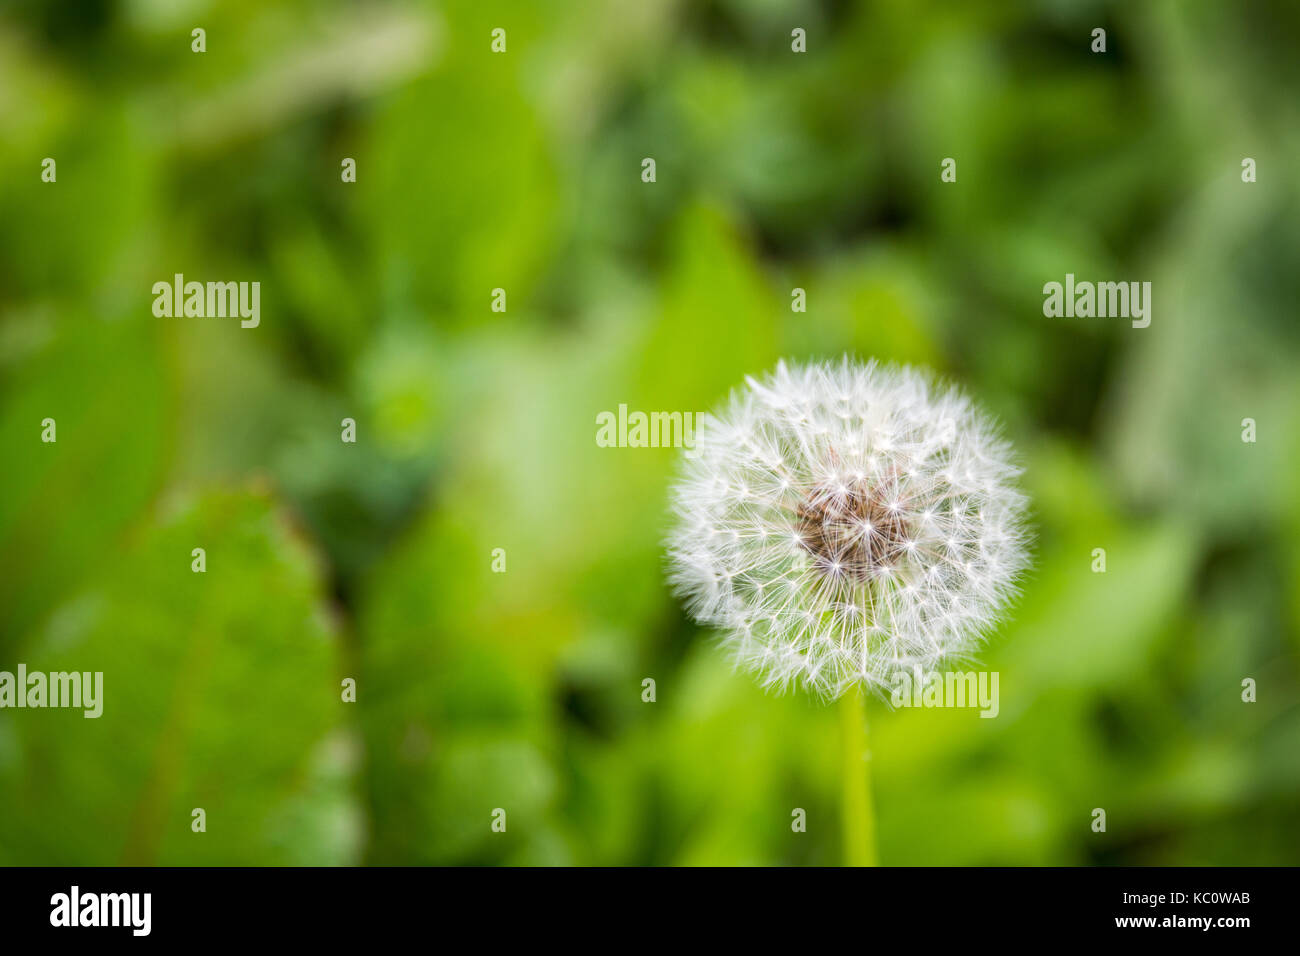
[667,357,1030,700]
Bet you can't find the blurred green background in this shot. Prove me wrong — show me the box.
[2,0,1299,866]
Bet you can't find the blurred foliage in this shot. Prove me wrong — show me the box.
[1,0,1298,865]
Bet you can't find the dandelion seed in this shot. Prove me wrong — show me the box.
[666,357,1030,700]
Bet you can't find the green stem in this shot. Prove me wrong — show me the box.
[840,690,878,866]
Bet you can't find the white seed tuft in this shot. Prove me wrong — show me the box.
[666,357,1030,700]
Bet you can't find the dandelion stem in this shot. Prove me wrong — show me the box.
[840,689,878,866]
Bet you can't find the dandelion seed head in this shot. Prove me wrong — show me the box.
[666,357,1030,700]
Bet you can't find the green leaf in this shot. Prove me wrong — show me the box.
[0,316,169,653]
[0,488,359,865]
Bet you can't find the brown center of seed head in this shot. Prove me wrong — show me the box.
[795,477,912,581]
